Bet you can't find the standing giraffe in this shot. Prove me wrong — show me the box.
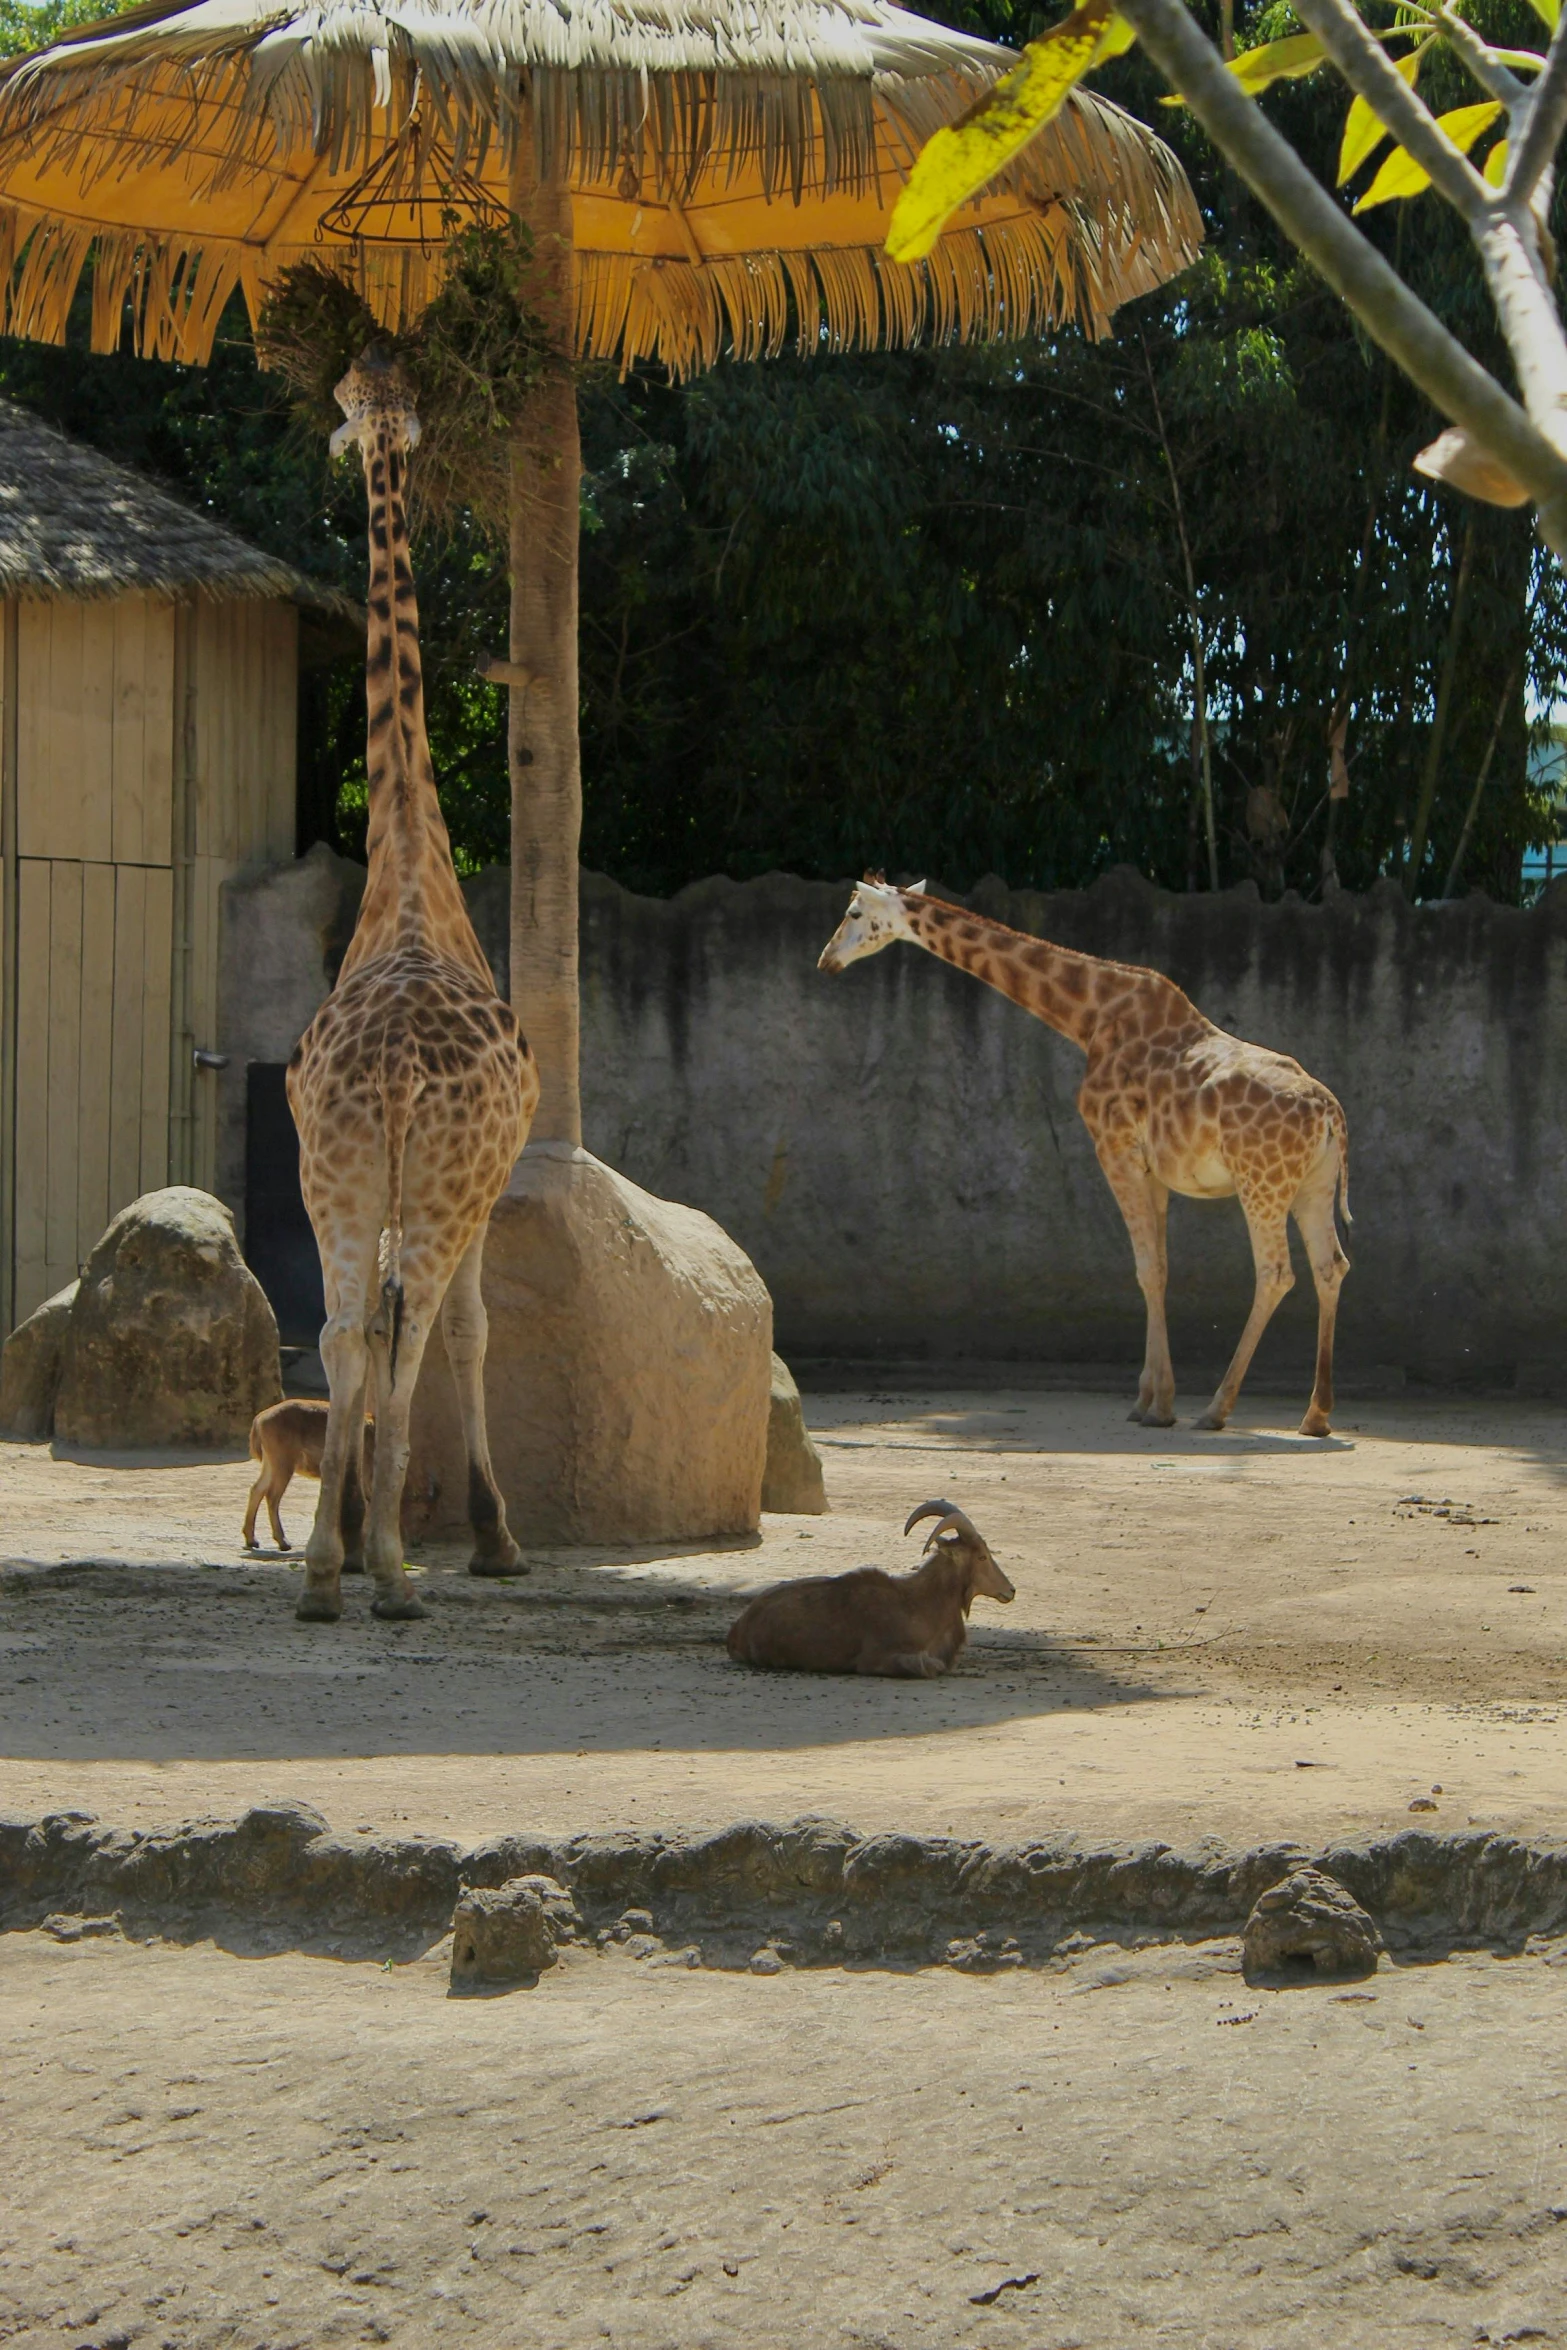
[287,351,539,1622]
[818,878,1350,1436]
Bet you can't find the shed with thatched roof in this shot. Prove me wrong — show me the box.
[0,399,353,1334]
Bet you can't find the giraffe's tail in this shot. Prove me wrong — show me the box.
[1331,1101,1352,1229]
[377,1038,427,1385]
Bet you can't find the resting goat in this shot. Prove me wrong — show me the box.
[726,1501,1013,1678]
[243,1399,375,1554]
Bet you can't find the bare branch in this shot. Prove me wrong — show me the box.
[1505,7,1567,196]
[1431,4,1524,108]
[1113,0,1567,550]
[1292,0,1489,220]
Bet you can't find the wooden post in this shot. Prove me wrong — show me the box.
[507,116,582,1148]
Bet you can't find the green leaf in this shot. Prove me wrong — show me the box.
[1160,30,1326,105]
[1350,100,1501,210]
[1524,0,1559,29]
[887,1,1136,264]
[1337,51,1422,187]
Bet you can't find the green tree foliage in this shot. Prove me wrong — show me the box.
[0,0,1560,898]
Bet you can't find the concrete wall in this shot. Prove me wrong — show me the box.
[219,858,1567,1391]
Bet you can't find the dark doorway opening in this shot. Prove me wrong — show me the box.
[245,1063,324,1347]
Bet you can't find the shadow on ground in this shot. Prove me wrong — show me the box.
[0,1551,1168,1765]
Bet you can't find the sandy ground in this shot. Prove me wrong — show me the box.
[4,1926,1567,2350]
[3,1390,1566,1852]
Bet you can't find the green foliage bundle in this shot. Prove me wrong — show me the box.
[256,220,548,537]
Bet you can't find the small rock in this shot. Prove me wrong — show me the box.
[617,1909,655,1936]
[1409,1797,1439,1813]
[53,1189,281,1447]
[40,1912,120,1943]
[449,1875,580,1991]
[1242,1867,1381,1982]
[0,1280,77,1439]
[761,1353,828,1514]
[749,1948,784,1975]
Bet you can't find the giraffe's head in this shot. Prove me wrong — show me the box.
[817,873,925,974]
[330,345,422,461]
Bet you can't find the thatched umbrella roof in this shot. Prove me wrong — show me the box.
[0,0,1201,375]
[0,394,353,611]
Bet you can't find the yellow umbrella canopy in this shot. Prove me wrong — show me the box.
[0,0,1201,376]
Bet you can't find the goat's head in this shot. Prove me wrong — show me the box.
[817,873,924,974]
[904,1499,1014,1607]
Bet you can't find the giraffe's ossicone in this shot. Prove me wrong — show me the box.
[287,350,540,1623]
[820,876,1350,1437]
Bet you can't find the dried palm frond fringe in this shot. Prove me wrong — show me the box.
[0,185,1195,380]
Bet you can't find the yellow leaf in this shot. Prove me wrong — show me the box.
[887,1,1136,263]
[1484,136,1508,185]
[1351,100,1502,210]
[1337,51,1422,187]
[1160,30,1326,105]
[1524,0,1559,28]
[1229,31,1329,93]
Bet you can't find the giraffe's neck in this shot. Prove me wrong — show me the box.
[901,895,1163,1050]
[338,429,493,985]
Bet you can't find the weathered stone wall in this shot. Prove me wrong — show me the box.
[219,859,1567,1389]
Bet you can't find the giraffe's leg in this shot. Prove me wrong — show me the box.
[299,1313,372,1621]
[1095,1146,1177,1426]
[362,1282,439,1622]
[441,1230,524,1578]
[339,1384,369,1573]
[1195,1189,1295,1432]
[1292,1167,1350,1438]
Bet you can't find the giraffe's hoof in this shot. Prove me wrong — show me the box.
[469,1552,528,1579]
[1129,1403,1176,1428]
[372,1593,427,1622]
[295,1591,343,1624]
[342,1557,367,1575]
[1193,1410,1228,1432]
[1299,1413,1333,1439]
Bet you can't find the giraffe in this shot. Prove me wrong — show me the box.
[286,349,539,1622]
[819,877,1351,1436]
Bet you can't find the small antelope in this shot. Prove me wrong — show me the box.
[243,1400,375,1555]
[727,1501,1014,1678]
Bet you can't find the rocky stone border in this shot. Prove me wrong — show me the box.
[5,1803,1567,1969]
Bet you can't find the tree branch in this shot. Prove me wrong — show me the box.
[1431,3,1524,109]
[1506,6,1567,197]
[1292,0,1490,220]
[1113,0,1567,549]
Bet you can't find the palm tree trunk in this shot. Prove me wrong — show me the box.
[508,128,582,1147]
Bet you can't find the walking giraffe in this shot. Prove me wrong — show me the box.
[287,350,538,1622]
[818,878,1351,1435]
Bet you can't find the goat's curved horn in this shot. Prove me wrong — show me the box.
[904,1499,956,1538]
[905,1500,985,1549]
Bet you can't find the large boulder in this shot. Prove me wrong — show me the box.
[53,1188,282,1449]
[0,1281,78,1439]
[408,1145,771,1544]
[762,1352,828,1514]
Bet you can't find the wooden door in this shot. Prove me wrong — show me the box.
[5,596,176,1327]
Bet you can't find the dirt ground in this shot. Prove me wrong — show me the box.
[3,1390,1566,1851]
[4,1926,1566,2350]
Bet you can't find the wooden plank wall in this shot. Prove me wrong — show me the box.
[182,600,298,1194]
[4,592,295,1328]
